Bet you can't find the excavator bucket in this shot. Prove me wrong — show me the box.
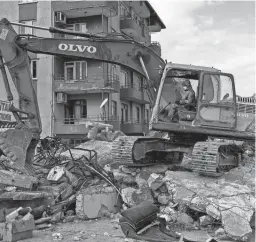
[0,129,34,172]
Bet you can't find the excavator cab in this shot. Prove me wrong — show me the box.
[152,63,237,131]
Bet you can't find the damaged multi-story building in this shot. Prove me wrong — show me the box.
[0,0,165,146]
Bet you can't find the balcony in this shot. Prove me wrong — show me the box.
[120,15,149,41]
[127,1,150,18]
[54,118,89,136]
[120,84,150,104]
[53,116,120,136]
[52,1,118,19]
[121,120,149,135]
[53,74,120,94]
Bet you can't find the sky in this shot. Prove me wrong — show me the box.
[149,0,255,97]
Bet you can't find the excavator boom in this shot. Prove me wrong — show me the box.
[0,18,165,172]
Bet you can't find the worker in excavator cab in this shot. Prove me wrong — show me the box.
[166,79,196,122]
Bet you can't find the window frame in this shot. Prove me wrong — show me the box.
[110,65,117,81]
[64,61,87,81]
[120,70,128,87]
[19,20,35,35]
[121,103,129,122]
[145,109,149,124]
[30,59,37,80]
[111,100,117,117]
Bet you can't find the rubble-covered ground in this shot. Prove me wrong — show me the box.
[0,123,255,242]
[19,218,130,242]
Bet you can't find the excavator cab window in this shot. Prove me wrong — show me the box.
[195,72,236,129]
[157,68,199,124]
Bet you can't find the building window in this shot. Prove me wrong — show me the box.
[145,109,149,123]
[64,61,87,81]
[54,12,65,22]
[31,59,37,79]
[121,103,128,123]
[111,100,117,116]
[110,65,117,81]
[65,100,87,120]
[66,23,87,39]
[136,107,140,123]
[19,20,35,35]
[120,70,128,87]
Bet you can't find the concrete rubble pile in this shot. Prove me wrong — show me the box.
[104,148,255,242]
[0,120,255,241]
[0,121,125,241]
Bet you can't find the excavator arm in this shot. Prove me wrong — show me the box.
[0,18,165,172]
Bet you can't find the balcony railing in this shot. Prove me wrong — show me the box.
[121,119,149,124]
[53,74,120,93]
[55,115,119,125]
[120,83,144,92]
[120,14,149,32]
[53,74,119,83]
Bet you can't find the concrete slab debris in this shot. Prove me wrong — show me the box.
[76,184,120,219]
[0,170,37,189]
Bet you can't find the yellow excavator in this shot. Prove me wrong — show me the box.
[0,18,255,176]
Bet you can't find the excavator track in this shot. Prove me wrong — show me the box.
[187,140,241,177]
[112,135,185,166]
[112,136,144,166]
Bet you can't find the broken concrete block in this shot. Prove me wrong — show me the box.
[112,130,126,141]
[147,173,163,190]
[47,166,65,182]
[214,228,231,240]
[199,215,213,227]
[189,196,207,212]
[135,175,148,189]
[157,193,171,205]
[121,187,136,206]
[177,213,194,225]
[173,186,195,204]
[64,169,79,187]
[106,130,114,141]
[76,185,120,219]
[96,132,108,141]
[51,211,63,223]
[63,215,76,223]
[182,230,211,242]
[112,169,136,185]
[0,170,38,189]
[142,164,169,174]
[158,214,172,222]
[120,166,137,175]
[221,209,252,241]
[87,126,99,140]
[159,206,178,222]
[0,208,17,223]
[158,184,168,193]
[1,213,35,242]
[131,188,154,205]
[0,191,53,201]
[66,210,75,216]
[206,204,221,220]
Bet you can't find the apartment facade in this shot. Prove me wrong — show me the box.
[0,0,165,145]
